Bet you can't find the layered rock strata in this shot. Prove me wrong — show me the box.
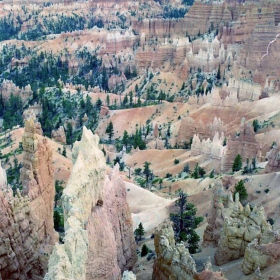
[45,127,136,280]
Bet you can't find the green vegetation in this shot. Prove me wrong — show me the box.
[232,154,243,172]
[170,190,203,253]
[134,222,145,241]
[141,244,149,257]
[191,163,206,179]
[233,180,248,201]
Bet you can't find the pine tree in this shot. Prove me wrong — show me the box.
[141,244,149,257]
[233,180,248,201]
[105,121,114,143]
[170,190,203,253]
[232,154,242,172]
[134,222,145,241]
[143,161,151,186]
[122,130,129,149]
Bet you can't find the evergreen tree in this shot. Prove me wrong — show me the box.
[141,244,149,257]
[134,222,145,241]
[105,121,114,143]
[232,154,242,172]
[143,161,151,186]
[252,119,259,133]
[217,64,221,80]
[62,145,67,157]
[233,180,248,201]
[122,130,129,149]
[170,190,203,253]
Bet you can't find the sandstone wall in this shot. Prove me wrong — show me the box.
[45,127,136,280]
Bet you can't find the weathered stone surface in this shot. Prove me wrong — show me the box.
[242,240,280,275]
[214,197,275,266]
[122,271,136,280]
[152,221,197,280]
[20,117,58,246]
[264,144,280,173]
[51,126,66,144]
[45,127,136,280]
[203,180,233,247]
[0,164,41,280]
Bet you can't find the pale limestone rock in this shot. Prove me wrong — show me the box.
[122,271,136,280]
[242,239,280,275]
[45,127,136,280]
[152,221,196,280]
[214,198,274,266]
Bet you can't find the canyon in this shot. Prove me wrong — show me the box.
[1,0,280,279]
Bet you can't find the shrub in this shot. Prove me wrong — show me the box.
[141,244,149,257]
[174,159,180,165]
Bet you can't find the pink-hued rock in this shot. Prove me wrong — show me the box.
[51,126,66,144]
[20,117,58,246]
[45,127,136,280]
[0,165,42,279]
[264,144,280,173]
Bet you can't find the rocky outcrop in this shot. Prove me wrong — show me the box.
[215,196,275,266]
[45,127,136,280]
[203,180,232,247]
[20,117,58,246]
[23,109,43,135]
[51,126,66,144]
[221,120,259,172]
[108,73,127,92]
[264,144,280,173]
[242,240,280,275]
[152,221,197,280]
[0,164,42,280]
[122,271,137,280]
[178,116,224,146]
[0,79,33,104]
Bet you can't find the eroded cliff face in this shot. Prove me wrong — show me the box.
[0,166,42,280]
[45,127,136,280]
[20,117,58,246]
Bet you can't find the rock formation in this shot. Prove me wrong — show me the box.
[0,169,42,280]
[20,117,58,247]
[178,116,224,146]
[221,120,259,172]
[264,144,280,173]
[152,221,197,280]
[203,180,233,247]
[51,126,66,144]
[122,271,137,280]
[215,195,275,266]
[242,239,280,275]
[45,127,136,280]
[23,109,43,135]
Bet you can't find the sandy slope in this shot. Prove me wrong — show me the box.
[125,181,175,233]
